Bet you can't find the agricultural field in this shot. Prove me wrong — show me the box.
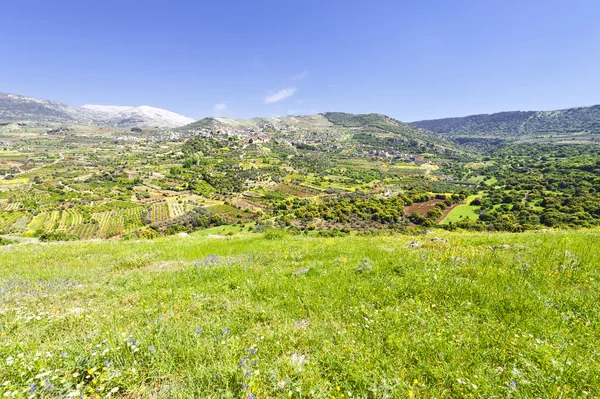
[1,230,599,397]
[0,117,599,243]
[439,204,480,224]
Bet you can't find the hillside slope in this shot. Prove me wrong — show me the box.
[322,112,447,144]
[0,90,193,127]
[1,230,598,397]
[180,112,458,154]
[0,91,97,124]
[411,105,600,137]
[82,104,194,127]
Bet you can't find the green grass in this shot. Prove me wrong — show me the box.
[1,230,599,398]
[440,204,481,224]
[195,223,255,236]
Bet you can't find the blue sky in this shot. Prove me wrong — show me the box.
[1,0,599,121]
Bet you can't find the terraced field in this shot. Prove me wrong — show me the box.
[71,223,99,240]
[166,199,190,218]
[3,202,22,211]
[0,211,25,233]
[148,202,170,223]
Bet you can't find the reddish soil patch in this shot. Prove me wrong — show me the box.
[403,199,444,217]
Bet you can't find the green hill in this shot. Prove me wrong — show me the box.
[411,105,600,138]
[1,230,599,397]
[179,112,458,154]
[322,112,448,144]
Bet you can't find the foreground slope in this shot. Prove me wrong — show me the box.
[1,230,598,398]
[410,105,600,138]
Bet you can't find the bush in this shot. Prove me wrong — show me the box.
[0,237,15,246]
[39,232,80,242]
[264,229,287,240]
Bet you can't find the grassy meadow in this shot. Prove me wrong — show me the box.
[1,230,599,398]
[440,205,481,225]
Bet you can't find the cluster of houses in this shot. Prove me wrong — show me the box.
[143,123,422,164]
[368,149,420,162]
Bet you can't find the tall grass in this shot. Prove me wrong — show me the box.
[0,230,599,398]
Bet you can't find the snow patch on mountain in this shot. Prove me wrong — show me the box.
[83,104,195,127]
[0,90,194,128]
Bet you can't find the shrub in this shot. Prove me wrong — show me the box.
[264,229,287,240]
[39,232,80,242]
[0,237,15,246]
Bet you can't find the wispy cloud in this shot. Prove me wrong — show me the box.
[252,56,267,72]
[292,71,308,81]
[213,103,227,116]
[264,87,296,104]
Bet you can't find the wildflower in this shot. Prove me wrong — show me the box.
[29,384,36,393]
[510,380,517,389]
[149,345,155,351]
[195,327,202,334]
[217,327,230,340]
[291,353,308,369]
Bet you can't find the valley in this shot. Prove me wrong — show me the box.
[1,103,600,243]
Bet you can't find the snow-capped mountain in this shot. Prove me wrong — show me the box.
[0,91,97,124]
[82,104,194,127]
[0,90,193,128]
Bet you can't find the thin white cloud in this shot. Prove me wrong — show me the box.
[264,87,296,104]
[253,56,267,72]
[213,103,227,116]
[292,71,308,81]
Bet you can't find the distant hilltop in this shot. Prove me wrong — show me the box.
[2,88,599,137]
[0,90,193,128]
[410,105,600,137]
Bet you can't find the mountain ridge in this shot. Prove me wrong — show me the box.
[178,111,458,155]
[0,90,193,128]
[410,105,600,137]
